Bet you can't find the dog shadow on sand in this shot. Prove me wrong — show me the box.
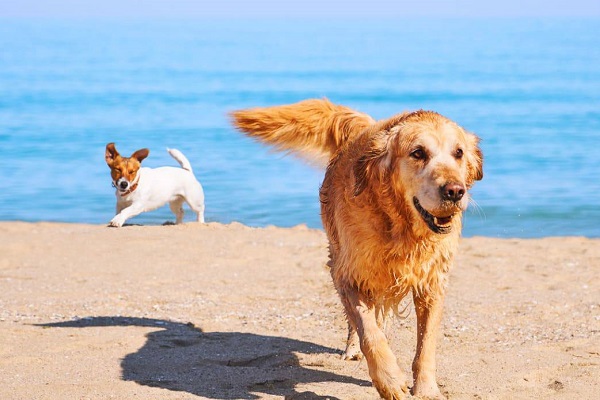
[37,316,369,399]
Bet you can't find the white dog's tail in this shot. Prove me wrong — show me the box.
[167,148,193,173]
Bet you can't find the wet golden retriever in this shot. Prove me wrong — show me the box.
[231,99,483,399]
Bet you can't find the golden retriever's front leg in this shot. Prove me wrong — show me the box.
[342,286,409,399]
[412,291,446,399]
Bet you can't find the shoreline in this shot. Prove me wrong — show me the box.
[1,219,598,240]
[0,221,598,399]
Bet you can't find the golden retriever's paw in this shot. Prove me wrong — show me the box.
[411,381,446,400]
[341,349,363,360]
[374,383,409,400]
[372,375,409,400]
[341,339,363,360]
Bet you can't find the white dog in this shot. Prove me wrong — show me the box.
[105,143,205,227]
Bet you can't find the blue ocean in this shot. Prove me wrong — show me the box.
[1,18,599,238]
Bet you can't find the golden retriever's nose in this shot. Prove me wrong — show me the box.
[441,183,465,202]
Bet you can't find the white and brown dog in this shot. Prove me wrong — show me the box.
[105,143,205,227]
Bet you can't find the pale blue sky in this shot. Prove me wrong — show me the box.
[1,0,599,18]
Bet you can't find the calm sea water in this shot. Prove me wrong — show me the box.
[1,18,599,238]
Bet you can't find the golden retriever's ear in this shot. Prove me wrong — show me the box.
[353,132,390,197]
[467,137,483,185]
[131,148,150,163]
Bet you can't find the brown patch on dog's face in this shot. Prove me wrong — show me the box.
[105,143,149,192]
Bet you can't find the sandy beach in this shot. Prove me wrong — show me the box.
[0,221,598,399]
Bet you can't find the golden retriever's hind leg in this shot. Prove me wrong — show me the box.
[376,304,387,329]
[342,322,362,360]
[339,292,363,360]
[411,290,446,400]
[343,286,409,399]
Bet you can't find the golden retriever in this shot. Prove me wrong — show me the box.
[231,99,483,399]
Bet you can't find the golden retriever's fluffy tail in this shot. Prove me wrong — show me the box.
[230,98,375,164]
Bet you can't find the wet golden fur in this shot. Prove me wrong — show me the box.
[231,99,483,399]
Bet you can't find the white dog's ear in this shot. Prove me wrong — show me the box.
[105,142,119,167]
[353,131,391,197]
[131,148,150,163]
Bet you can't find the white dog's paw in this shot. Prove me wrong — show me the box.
[108,217,124,228]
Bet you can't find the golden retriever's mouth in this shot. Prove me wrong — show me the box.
[413,197,455,234]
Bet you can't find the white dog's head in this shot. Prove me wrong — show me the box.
[105,143,149,195]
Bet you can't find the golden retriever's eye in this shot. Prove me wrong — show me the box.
[410,148,426,161]
[455,148,464,159]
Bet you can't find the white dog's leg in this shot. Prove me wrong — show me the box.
[169,198,185,224]
[196,204,205,223]
[186,198,205,223]
[109,204,144,227]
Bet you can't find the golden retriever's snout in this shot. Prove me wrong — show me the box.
[441,182,466,203]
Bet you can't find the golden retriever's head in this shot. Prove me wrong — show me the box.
[105,143,149,194]
[354,111,483,235]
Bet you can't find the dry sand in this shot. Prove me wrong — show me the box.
[0,221,598,399]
